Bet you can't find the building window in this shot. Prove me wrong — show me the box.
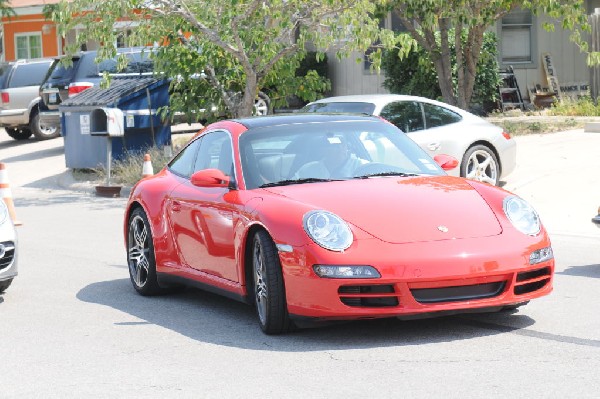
[15,33,42,59]
[500,9,536,67]
[364,14,407,72]
[116,29,133,48]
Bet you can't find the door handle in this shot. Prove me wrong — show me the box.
[428,142,440,151]
[172,201,182,212]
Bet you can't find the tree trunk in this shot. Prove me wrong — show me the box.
[429,20,457,106]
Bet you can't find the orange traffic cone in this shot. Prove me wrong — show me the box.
[0,163,22,226]
[142,153,153,179]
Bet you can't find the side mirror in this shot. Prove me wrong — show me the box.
[191,169,231,188]
[433,154,459,171]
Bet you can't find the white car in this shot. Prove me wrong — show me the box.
[0,200,17,293]
[303,94,516,185]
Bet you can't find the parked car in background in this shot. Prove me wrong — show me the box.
[124,113,553,335]
[0,200,17,294]
[302,94,516,186]
[593,206,600,227]
[39,47,154,131]
[0,58,57,140]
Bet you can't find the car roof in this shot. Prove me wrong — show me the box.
[231,113,383,129]
[310,94,470,116]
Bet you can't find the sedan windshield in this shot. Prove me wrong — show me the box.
[302,101,376,115]
[239,119,445,189]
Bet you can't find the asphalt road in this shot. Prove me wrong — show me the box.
[0,129,599,398]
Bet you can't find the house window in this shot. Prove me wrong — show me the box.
[364,14,407,72]
[116,29,133,48]
[500,9,536,67]
[15,33,42,59]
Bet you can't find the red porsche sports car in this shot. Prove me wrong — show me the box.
[124,114,554,334]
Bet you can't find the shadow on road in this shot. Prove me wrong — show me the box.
[77,278,540,351]
[558,264,600,279]
[1,144,63,163]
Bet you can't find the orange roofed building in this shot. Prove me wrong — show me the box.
[1,0,65,61]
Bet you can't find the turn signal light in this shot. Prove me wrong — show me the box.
[502,131,512,140]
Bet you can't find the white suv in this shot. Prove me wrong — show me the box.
[0,58,58,140]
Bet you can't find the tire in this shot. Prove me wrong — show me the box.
[0,278,13,293]
[253,92,271,116]
[127,207,163,296]
[252,230,291,334]
[460,144,499,186]
[30,109,59,140]
[5,127,32,140]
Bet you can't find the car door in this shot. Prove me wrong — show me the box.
[168,130,239,282]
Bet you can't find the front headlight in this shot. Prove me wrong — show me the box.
[503,196,541,236]
[303,210,353,251]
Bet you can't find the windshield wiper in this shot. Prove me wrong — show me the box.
[353,172,420,179]
[259,178,343,188]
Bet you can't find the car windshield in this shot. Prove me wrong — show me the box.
[239,119,444,189]
[302,102,376,114]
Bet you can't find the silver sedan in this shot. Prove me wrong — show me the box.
[0,201,17,293]
[303,94,516,185]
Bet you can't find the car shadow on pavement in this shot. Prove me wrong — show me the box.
[1,144,63,163]
[77,278,539,351]
[557,264,600,279]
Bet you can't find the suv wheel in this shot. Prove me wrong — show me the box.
[30,109,59,140]
[6,127,32,141]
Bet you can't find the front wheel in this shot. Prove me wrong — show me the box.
[6,127,32,140]
[30,110,59,140]
[127,208,162,295]
[252,230,291,334]
[0,278,13,293]
[460,145,499,186]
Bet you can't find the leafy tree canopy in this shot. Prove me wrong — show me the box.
[48,0,394,119]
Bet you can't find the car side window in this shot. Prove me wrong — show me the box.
[9,62,52,87]
[169,138,202,178]
[380,101,424,133]
[194,131,234,177]
[422,103,462,128]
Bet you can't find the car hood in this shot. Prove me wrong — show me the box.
[262,176,502,244]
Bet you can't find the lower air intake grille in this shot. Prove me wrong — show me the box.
[338,285,399,307]
[514,266,551,295]
[0,241,15,271]
[411,282,506,304]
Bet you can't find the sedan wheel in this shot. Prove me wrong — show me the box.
[461,145,499,186]
[0,278,13,293]
[127,208,162,295]
[252,230,291,334]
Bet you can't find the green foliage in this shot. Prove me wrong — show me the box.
[381,30,500,110]
[51,0,383,120]
[550,96,600,116]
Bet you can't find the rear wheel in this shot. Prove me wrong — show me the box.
[30,109,59,140]
[6,127,32,140]
[127,208,162,296]
[252,230,291,334]
[460,144,499,186]
[0,278,13,293]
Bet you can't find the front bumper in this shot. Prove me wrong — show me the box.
[0,220,17,282]
[280,231,553,320]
